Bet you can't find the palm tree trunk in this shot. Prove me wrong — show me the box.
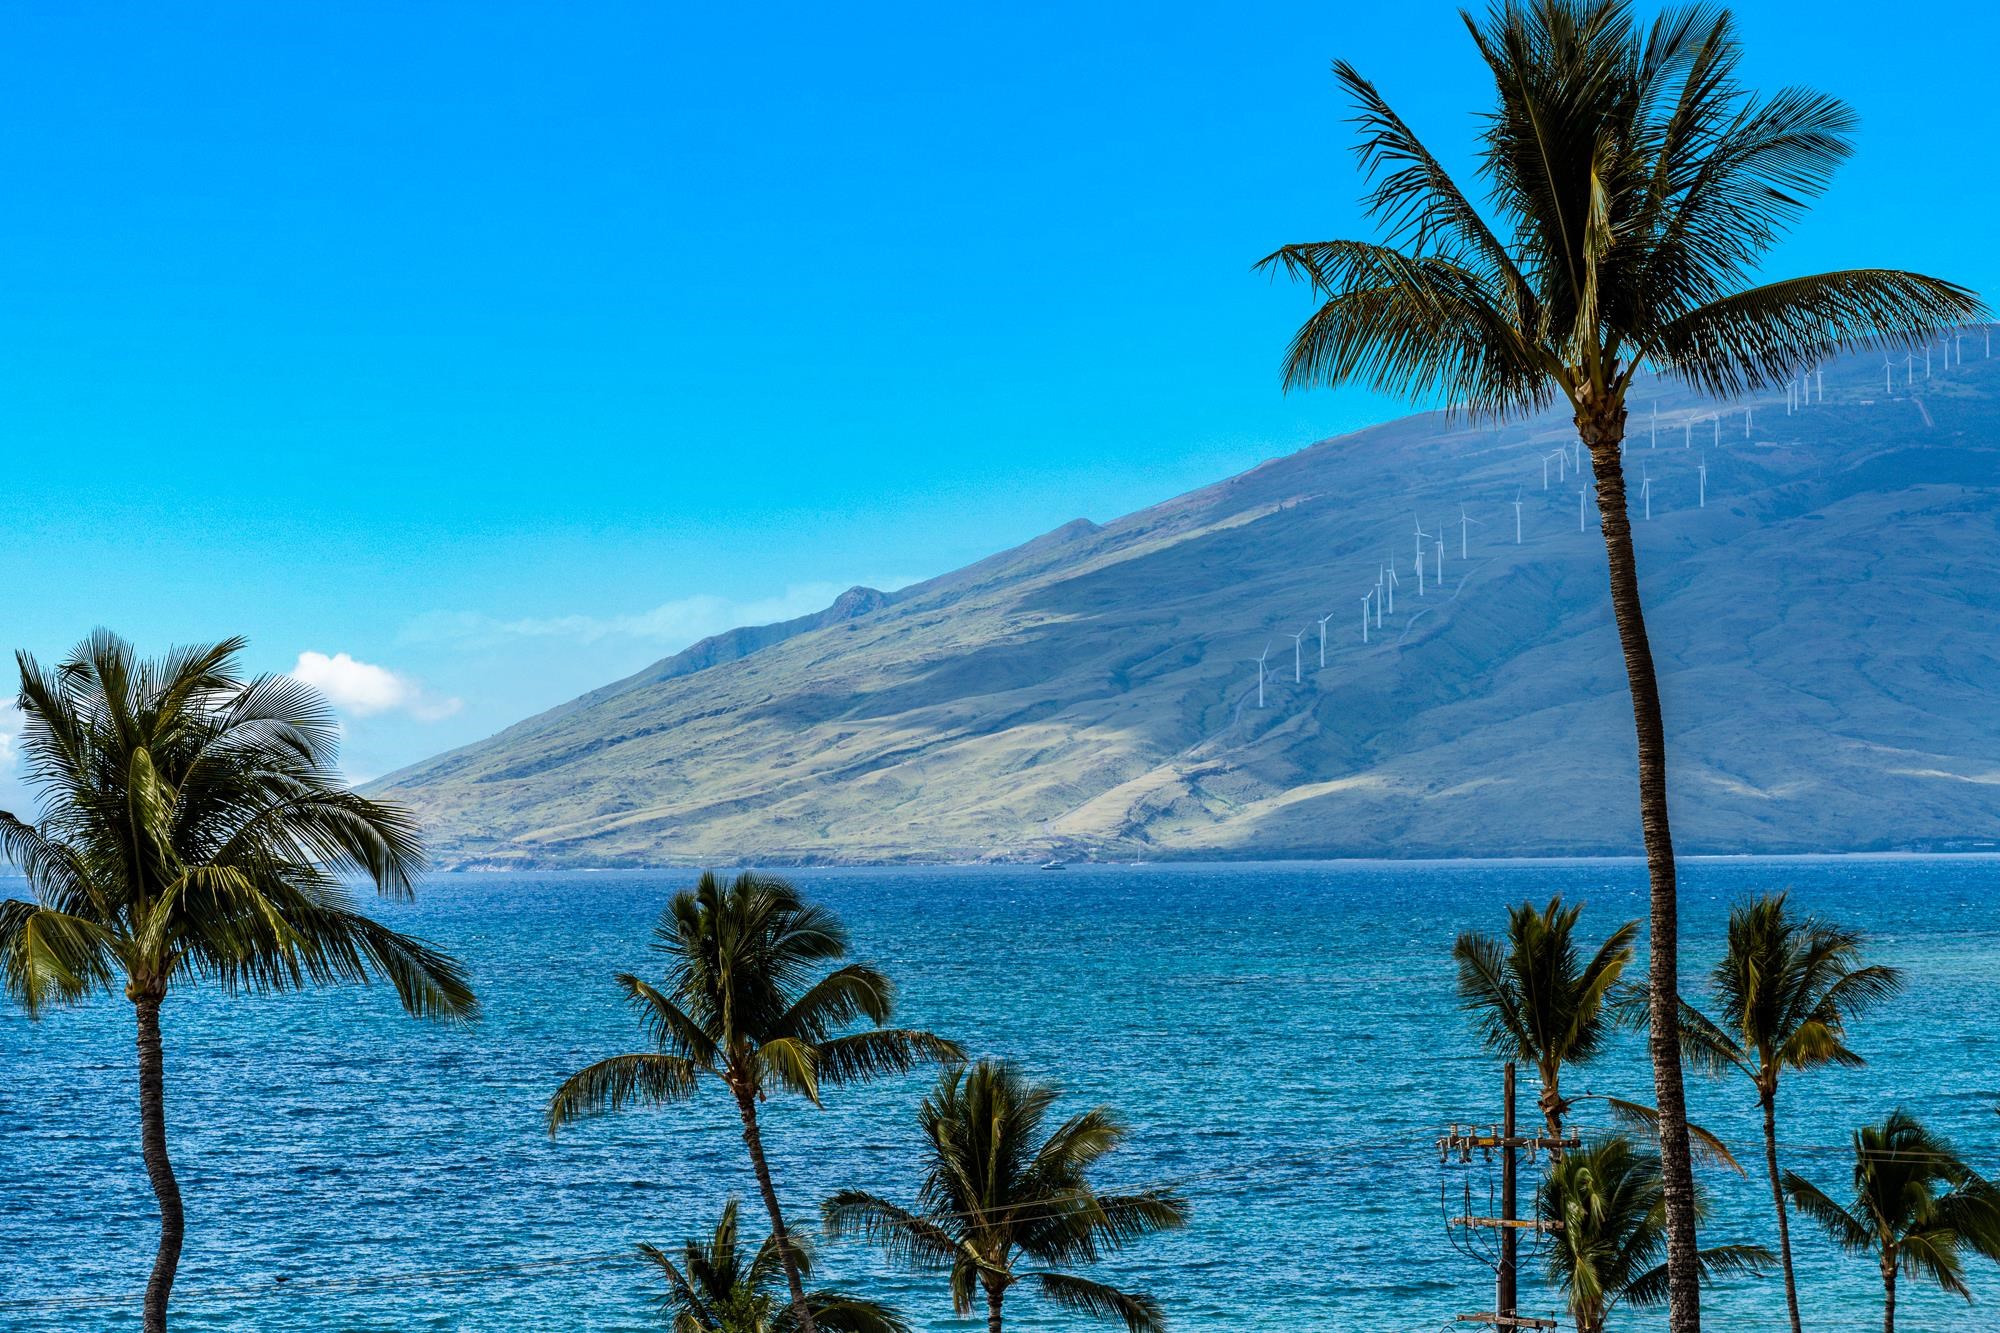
[986,1284,1005,1333]
[1582,428,1700,1333]
[134,992,183,1333]
[732,1087,819,1333]
[1763,1087,1803,1333]
[1881,1255,1896,1333]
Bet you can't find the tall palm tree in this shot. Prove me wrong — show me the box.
[1455,896,1637,1137]
[548,872,960,1333]
[1676,892,1904,1333]
[1260,4,1981,1322]
[1540,1136,1773,1333]
[0,631,476,1333]
[1784,1111,2000,1332]
[823,1059,1188,1333]
[638,1197,907,1333]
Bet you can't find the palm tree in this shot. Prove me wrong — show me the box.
[823,1059,1188,1333]
[1676,892,1904,1333]
[639,1197,907,1333]
[1784,1111,2000,1332]
[1259,4,1981,1322]
[1540,1136,1773,1333]
[0,631,476,1333]
[1455,896,1638,1137]
[548,872,960,1333]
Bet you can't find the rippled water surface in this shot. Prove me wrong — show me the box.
[6,858,2000,1331]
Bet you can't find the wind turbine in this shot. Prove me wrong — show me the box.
[1906,352,1914,387]
[1412,550,1425,596]
[1698,453,1707,508]
[1316,612,1333,668]
[1817,367,1825,399]
[1255,643,1270,708]
[1512,489,1524,543]
[1884,357,1894,395]
[1684,419,1692,448]
[1360,593,1371,644]
[1544,448,1567,487]
[1289,627,1307,683]
[1639,466,1653,520]
[1744,405,1752,436]
[1384,561,1399,613]
[1711,413,1720,448]
[1578,485,1588,533]
[1433,535,1445,587]
[1458,505,1485,559]
[1413,515,1433,570]
[1925,345,1932,378]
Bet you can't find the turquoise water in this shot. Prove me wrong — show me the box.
[5,858,1999,1331]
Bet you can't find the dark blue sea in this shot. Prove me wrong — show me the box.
[5,859,1999,1331]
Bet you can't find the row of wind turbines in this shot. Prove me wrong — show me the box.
[1241,327,1993,712]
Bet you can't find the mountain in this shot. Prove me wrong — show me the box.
[372,344,2000,867]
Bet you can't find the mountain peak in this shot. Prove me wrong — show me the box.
[374,348,2000,867]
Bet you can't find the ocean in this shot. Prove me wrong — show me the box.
[5,858,1998,1331]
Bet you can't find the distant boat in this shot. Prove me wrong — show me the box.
[1040,859,1067,871]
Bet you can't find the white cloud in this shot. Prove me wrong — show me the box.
[0,701,18,767]
[290,652,462,722]
[405,579,916,653]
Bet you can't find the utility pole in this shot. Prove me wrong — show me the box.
[1498,1063,1517,1320]
[1441,1062,1578,1331]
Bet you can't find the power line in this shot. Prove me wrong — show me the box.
[6,1128,1988,1316]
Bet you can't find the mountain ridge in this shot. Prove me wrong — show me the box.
[373,345,2000,867]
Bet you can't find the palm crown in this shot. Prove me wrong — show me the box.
[639,1198,907,1333]
[0,630,474,1017]
[1257,0,1979,425]
[1784,1111,2000,1331]
[1454,895,1636,1133]
[1679,892,1904,1088]
[546,871,960,1127]
[1540,1136,1771,1333]
[824,1059,1187,1333]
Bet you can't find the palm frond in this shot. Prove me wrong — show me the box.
[615,972,718,1067]
[1256,242,1553,415]
[0,898,117,1013]
[1673,997,1749,1076]
[1899,1226,1972,1299]
[1604,1097,1746,1174]
[1028,1270,1165,1333]
[1623,1242,1776,1307]
[779,963,896,1041]
[636,1243,719,1330]
[820,1192,963,1273]
[1781,1171,1871,1252]
[546,1053,699,1135]
[1659,269,1985,395]
[811,1029,964,1088]
[801,1290,912,1333]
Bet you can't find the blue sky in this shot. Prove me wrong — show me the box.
[2,0,1994,800]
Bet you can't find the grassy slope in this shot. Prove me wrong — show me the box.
[372,348,2000,865]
